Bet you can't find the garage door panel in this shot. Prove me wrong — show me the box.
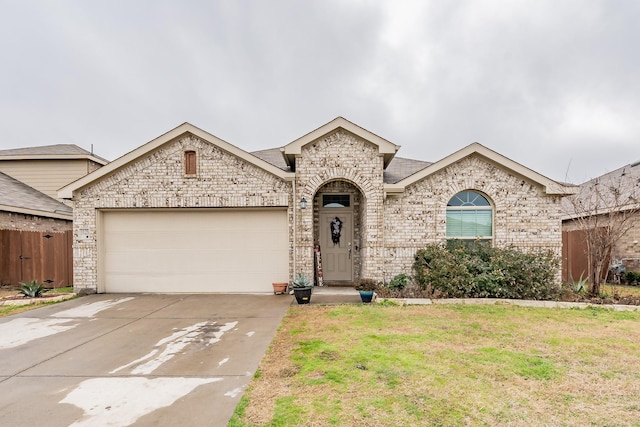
[103,210,288,293]
[108,231,284,251]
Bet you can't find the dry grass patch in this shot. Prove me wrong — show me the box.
[0,286,76,318]
[230,304,640,426]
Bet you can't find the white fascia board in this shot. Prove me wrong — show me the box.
[0,154,109,165]
[562,202,640,221]
[394,142,576,196]
[283,117,400,155]
[383,184,405,195]
[0,204,72,221]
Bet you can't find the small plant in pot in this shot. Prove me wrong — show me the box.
[291,273,313,304]
[355,278,377,303]
[272,282,288,295]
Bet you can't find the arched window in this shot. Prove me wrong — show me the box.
[446,190,493,241]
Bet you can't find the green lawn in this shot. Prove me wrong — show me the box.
[230,304,640,426]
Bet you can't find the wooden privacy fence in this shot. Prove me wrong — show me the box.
[0,229,73,288]
[562,228,613,284]
[562,229,588,283]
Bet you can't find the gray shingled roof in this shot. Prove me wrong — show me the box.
[251,149,432,183]
[0,172,72,217]
[384,157,432,184]
[251,148,290,171]
[0,144,108,163]
[562,160,640,216]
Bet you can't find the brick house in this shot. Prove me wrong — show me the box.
[0,172,73,286]
[0,144,107,203]
[0,145,107,287]
[60,118,574,293]
[562,161,640,281]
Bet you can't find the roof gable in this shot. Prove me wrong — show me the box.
[58,123,293,199]
[385,142,575,196]
[282,117,400,169]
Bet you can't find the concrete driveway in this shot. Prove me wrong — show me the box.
[0,294,291,426]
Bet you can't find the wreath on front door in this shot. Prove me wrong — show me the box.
[330,217,343,245]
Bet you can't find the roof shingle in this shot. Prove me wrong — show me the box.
[0,144,108,163]
[0,172,72,217]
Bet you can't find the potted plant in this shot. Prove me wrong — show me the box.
[355,278,377,303]
[291,273,312,304]
[272,282,288,295]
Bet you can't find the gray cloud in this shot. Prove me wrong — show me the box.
[0,0,638,183]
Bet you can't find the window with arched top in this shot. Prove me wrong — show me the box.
[446,190,493,241]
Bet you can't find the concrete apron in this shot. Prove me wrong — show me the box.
[0,294,291,427]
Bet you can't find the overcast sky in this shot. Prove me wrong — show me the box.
[1,0,638,183]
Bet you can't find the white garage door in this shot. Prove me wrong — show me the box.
[102,209,289,293]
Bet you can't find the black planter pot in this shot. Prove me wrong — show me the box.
[293,287,312,304]
[359,290,374,303]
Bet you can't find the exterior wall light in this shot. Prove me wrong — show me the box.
[300,198,307,209]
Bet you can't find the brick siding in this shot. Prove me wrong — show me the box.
[0,211,72,232]
[72,135,291,291]
[383,155,563,282]
[72,131,565,291]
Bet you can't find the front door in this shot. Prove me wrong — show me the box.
[319,212,353,282]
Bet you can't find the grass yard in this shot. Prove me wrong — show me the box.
[603,283,640,298]
[230,304,640,427]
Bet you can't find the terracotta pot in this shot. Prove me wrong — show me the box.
[272,282,288,295]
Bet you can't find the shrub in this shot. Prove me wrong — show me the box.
[388,273,411,290]
[413,242,560,300]
[623,271,640,286]
[355,278,377,291]
[17,280,46,298]
[569,272,588,294]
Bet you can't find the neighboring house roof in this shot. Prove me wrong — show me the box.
[282,117,400,169]
[59,123,295,199]
[0,144,109,165]
[562,160,640,220]
[385,142,575,196]
[0,172,72,220]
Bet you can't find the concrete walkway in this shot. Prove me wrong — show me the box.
[304,286,362,305]
[301,286,640,311]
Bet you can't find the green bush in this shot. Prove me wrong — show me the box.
[388,273,411,290]
[623,271,640,285]
[413,242,560,300]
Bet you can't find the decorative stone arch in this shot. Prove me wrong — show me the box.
[295,171,383,285]
[299,168,377,202]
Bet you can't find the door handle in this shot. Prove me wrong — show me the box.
[348,248,351,259]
